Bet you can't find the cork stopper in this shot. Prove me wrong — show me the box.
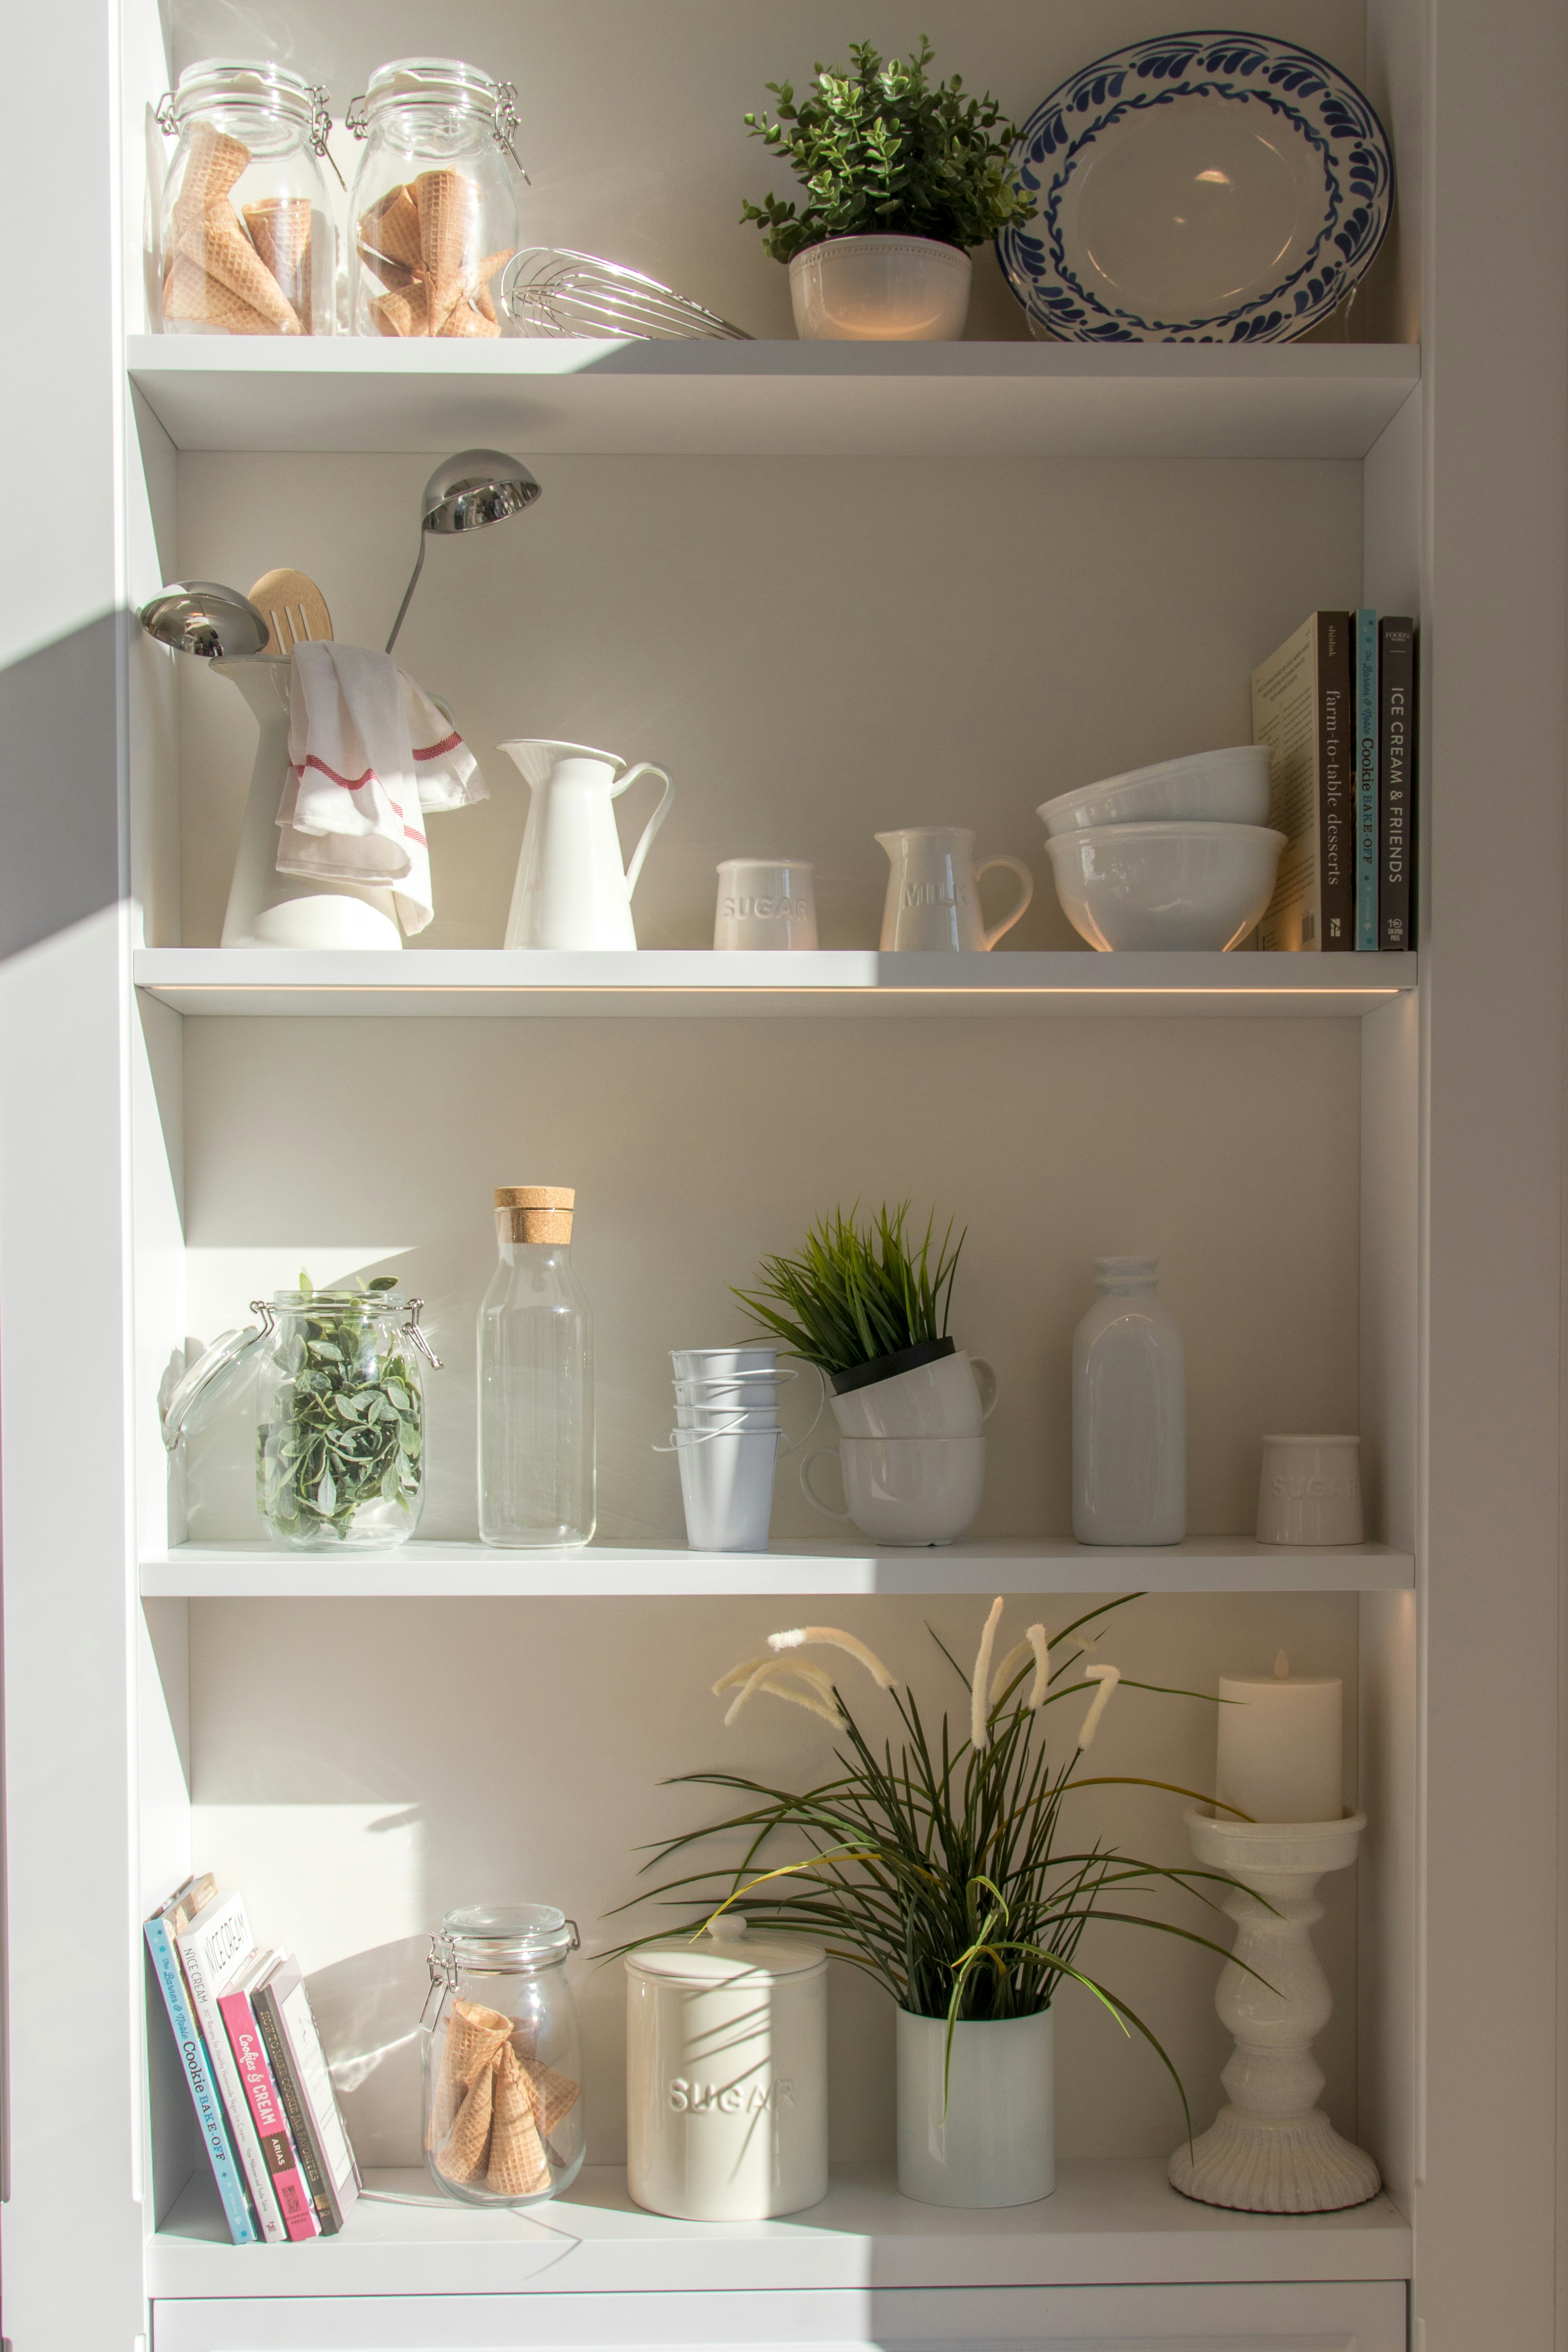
[495,1186,574,1244]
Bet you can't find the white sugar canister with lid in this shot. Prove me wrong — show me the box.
[625,1917,827,2220]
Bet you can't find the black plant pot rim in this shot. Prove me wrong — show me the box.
[830,1335,956,1397]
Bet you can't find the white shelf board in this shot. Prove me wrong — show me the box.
[148,2160,1410,2298]
[126,336,1420,459]
[140,1537,1415,1599]
[134,949,1416,1020]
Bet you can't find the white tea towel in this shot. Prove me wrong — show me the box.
[277,641,487,935]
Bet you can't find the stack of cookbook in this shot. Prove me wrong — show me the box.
[146,1874,360,2245]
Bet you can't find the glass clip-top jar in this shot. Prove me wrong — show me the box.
[421,1906,584,2207]
[157,60,337,336]
[346,58,524,338]
[161,1282,442,1550]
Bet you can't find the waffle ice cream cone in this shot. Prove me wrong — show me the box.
[437,2053,497,2184]
[416,168,480,336]
[486,2042,551,2198]
[172,121,249,232]
[470,250,513,326]
[163,252,279,336]
[360,183,423,276]
[245,198,313,328]
[426,1999,514,2148]
[439,300,499,339]
[521,2056,580,2138]
[372,286,429,338]
[177,212,301,334]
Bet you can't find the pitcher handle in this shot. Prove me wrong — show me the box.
[613,762,675,899]
[976,855,1034,949]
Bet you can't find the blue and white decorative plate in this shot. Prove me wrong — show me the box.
[997,31,1393,343]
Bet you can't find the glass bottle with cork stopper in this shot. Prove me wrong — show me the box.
[477,1187,595,1548]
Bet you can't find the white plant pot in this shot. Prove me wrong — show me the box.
[788,236,972,341]
[896,2009,1054,2207]
[830,1349,999,1439]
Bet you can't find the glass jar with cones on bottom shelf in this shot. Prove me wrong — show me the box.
[347,59,522,338]
[157,60,336,336]
[422,1906,585,2207]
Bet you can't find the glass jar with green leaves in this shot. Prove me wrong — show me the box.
[161,1274,442,1550]
[255,1280,439,1548]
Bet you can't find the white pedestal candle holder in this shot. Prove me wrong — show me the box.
[1168,1807,1381,2213]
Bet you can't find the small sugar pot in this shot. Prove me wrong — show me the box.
[625,1916,827,2220]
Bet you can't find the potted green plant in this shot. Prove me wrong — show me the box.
[735,1203,994,1542]
[615,1597,1246,2207]
[741,37,1033,341]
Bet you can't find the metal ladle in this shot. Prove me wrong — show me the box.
[384,449,542,653]
[137,580,270,661]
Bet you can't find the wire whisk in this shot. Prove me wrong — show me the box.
[500,248,751,341]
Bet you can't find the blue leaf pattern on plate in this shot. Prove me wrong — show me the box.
[995,30,1393,343]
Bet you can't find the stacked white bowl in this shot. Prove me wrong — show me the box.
[1036,746,1286,952]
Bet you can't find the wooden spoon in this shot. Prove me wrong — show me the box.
[248,567,333,655]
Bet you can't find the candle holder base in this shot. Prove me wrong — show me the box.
[1168,1808,1380,2217]
[1170,2104,1382,2215]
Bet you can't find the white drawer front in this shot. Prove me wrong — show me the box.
[153,2281,1406,2352]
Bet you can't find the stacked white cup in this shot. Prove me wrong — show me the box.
[661,1347,820,1552]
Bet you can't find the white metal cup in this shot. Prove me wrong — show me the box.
[626,1924,828,2220]
[671,1346,781,1381]
[1256,1434,1364,1545]
[673,1402,780,1432]
[672,1425,781,1551]
[714,860,818,951]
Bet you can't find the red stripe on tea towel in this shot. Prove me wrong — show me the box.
[412,731,462,762]
[299,754,378,792]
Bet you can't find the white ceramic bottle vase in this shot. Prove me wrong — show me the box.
[1072,1256,1186,1545]
[478,1187,595,1548]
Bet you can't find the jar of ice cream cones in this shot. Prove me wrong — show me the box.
[156,61,336,336]
[422,1906,584,2206]
[346,59,521,339]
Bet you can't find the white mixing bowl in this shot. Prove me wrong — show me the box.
[1038,745,1272,836]
[1044,821,1288,952]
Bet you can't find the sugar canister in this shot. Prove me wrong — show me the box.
[625,1919,827,2220]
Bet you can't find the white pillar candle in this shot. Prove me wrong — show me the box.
[1215,1652,1342,1824]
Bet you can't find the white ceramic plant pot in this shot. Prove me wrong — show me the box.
[896,2009,1054,2207]
[830,1349,999,1439]
[788,236,972,341]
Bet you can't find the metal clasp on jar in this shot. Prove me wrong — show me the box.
[403,1300,443,1371]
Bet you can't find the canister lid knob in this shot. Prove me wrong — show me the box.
[708,1914,748,1942]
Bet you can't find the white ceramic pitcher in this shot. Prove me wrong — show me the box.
[877,826,1033,952]
[500,739,674,950]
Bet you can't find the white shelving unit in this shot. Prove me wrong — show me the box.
[140,1537,1417,1599]
[7,2,1567,2349]
[151,2159,1412,2296]
[127,335,1420,459]
[135,947,1418,1018]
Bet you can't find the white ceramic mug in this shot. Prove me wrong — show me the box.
[1256,1434,1364,1546]
[830,1350,999,1439]
[876,827,1033,952]
[801,1433,985,1546]
[714,860,818,950]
